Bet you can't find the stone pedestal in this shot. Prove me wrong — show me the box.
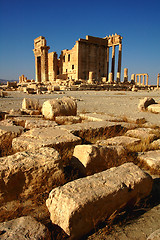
[123,68,128,83]
[109,73,113,83]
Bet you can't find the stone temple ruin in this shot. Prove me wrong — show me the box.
[33,34,123,84]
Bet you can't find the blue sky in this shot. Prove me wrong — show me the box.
[0,0,160,84]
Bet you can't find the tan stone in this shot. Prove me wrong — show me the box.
[138,97,156,111]
[22,98,41,110]
[138,150,160,170]
[0,125,23,156]
[12,127,81,161]
[42,97,77,120]
[147,229,160,240]
[0,147,64,205]
[97,136,141,149]
[150,139,160,149]
[0,216,51,240]
[125,128,157,142]
[59,121,124,143]
[55,116,81,125]
[46,163,152,239]
[25,119,57,129]
[147,104,160,113]
[73,144,125,175]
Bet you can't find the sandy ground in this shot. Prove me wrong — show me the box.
[0,89,160,125]
[0,89,160,239]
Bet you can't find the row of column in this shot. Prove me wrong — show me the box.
[135,74,148,86]
[107,43,122,83]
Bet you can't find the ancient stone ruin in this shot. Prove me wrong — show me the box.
[0,94,160,239]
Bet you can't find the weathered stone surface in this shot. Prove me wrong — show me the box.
[0,216,51,240]
[148,104,160,113]
[46,163,152,239]
[21,109,41,116]
[12,127,81,160]
[97,136,141,149]
[80,113,123,122]
[0,125,23,156]
[22,98,41,110]
[147,229,160,240]
[150,139,160,149]
[42,97,77,120]
[138,150,160,170]
[125,128,157,142]
[138,97,156,111]
[0,147,65,204]
[55,116,82,125]
[73,144,125,175]
[25,119,57,129]
[59,121,124,143]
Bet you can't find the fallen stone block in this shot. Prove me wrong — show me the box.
[125,128,157,142]
[73,144,125,175]
[55,116,82,125]
[150,139,160,149]
[138,150,160,170]
[60,121,124,143]
[0,216,51,240]
[80,113,123,122]
[0,147,65,205]
[42,97,77,120]
[22,98,41,110]
[12,127,81,161]
[138,97,156,111]
[0,125,23,156]
[21,109,41,115]
[46,162,153,239]
[148,104,160,113]
[25,119,57,129]
[97,136,141,149]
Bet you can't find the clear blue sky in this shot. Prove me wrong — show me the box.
[0,0,160,84]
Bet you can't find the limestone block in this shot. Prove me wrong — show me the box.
[60,121,124,143]
[42,97,77,120]
[0,216,51,240]
[147,104,160,113]
[22,98,41,110]
[138,97,156,111]
[0,125,23,156]
[21,109,41,116]
[80,113,123,122]
[97,136,141,149]
[125,128,157,142]
[0,147,65,204]
[12,127,81,161]
[138,150,160,170]
[73,144,125,175]
[147,229,160,240]
[25,119,57,129]
[150,139,160,149]
[46,163,153,239]
[55,116,82,125]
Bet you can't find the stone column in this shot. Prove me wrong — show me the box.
[135,74,138,84]
[88,71,94,84]
[41,47,50,83]
[157,73,160,88]
[139,75,141,85]
[109,73,113,83]
[106,47,109,82]
[131,74,135,84]
[142,75,145,86]
[146,74,149,86]
[123,68,128,83]
[19,76,22,83]
[111,45,115,82]
[117,43,122,83]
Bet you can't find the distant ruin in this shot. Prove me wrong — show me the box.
[33,34,123,84]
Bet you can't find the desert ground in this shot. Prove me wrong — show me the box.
[0,89,160,239]
[0,89,160,125]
